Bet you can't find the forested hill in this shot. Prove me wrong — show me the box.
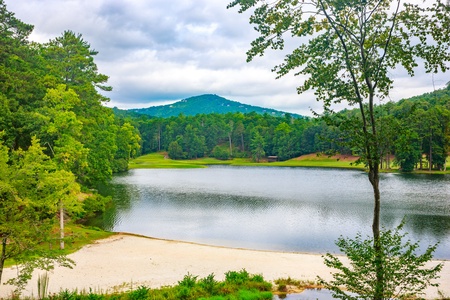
[127,94,304,118]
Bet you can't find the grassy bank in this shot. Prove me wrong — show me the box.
[129,152,450,174]
[4,225,114,268]
[129,152,365,170]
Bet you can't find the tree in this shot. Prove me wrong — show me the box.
[319,223,442,300]
[250,130,266,162]
[0,137,74,292]
[168,140,185,159]
[228,0,450,298]
[113,122,141,172]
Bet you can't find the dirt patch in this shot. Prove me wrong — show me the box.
[294,153,359,161]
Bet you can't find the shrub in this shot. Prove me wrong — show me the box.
[319,222,442,300]
[127,286,149,300]
[211,146,230,160]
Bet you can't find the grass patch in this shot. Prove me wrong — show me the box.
[10,269,273,300]
[3,224,114,268]
[129,152,450,174]
[129,152,365,170]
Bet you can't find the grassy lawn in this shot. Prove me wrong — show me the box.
[129,152,450,174]
[129,152,366,170]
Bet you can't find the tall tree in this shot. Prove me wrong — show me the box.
[228,0,450,298]
[0,137,75,291]
[42,31,122,185]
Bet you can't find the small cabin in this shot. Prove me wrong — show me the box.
[267,156,278,162]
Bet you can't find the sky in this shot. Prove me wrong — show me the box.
[5,0,449,116]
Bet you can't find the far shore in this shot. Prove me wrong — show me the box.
[128,152,450,174]
[1,233,449,299]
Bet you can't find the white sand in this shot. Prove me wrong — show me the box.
[1,234,449,299]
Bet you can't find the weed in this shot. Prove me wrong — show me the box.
[127,285,149,300]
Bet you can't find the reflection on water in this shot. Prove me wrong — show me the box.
[273,289,343,300]
[92,166,450,259]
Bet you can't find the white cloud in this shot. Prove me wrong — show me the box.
[4,0,449,116]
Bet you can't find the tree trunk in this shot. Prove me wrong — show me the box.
[60,201,65,250]
[0,237,7,285]
[387,152,391,169]
[369,164,383,300]
[228,134,233,156]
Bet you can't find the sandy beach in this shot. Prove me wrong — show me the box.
[1,234,449,299]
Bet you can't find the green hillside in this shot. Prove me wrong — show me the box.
[128,94,304,118]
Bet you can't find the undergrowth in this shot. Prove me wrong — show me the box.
[10,269,272,300]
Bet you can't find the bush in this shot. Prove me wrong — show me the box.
[319,222,442,300]
[168,141,185,159]
[211,146,230,160]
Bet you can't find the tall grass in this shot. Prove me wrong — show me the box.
[37,273,49,300]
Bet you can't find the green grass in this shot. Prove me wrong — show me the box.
[129,152,365,170]
[3,224,114,268]
[129,152,450,174]
[12,269,273,300]
[57,224,115,255]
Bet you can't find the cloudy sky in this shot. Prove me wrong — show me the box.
[5,0,449,116]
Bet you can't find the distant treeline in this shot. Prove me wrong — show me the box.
[124,86,449,171]
[131,112,337,161]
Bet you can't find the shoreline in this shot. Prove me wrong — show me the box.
[1,233,449,299]
[129,152,450,174]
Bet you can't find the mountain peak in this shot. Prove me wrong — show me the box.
[129,94,304,118]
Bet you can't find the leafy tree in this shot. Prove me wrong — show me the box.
[212,145,231,160]
[32,84,89,177]
[394,128,421,172]
[113,122,141,172]
[0,137,75,292]
[319,223,442,300]
[228,0,450,298]
[168,140,185,159]
[250,130,266,162]
[42,30,120,186]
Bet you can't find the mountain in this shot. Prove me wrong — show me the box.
[127,94,304,118]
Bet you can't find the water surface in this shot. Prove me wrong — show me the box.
[93,166,450,258]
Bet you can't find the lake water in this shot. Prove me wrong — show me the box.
[92,166,450,259]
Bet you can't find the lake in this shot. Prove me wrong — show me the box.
[92,166,450,259]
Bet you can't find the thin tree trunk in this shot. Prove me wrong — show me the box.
[387,152,390,169]
[60,201,65,250]
[0,237,7,285]
[369,164,382,300]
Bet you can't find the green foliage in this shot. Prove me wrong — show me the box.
[168,140,185,159]
[79,194,111,220]
[212,145,231,160]
[127,286,150,300]
[28,270,272,300]
[228,2,450,298]
[319,223,443,300]
[250,131,266,162]
[0,137,77,292]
